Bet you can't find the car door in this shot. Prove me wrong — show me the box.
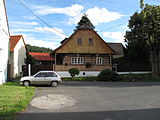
[31,72,47,85]
[46,72,58,85]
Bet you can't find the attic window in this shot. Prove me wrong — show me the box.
[89,38,93,45]
[77,38,82,45]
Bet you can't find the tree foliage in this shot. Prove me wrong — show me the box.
[97,69,119,81]
[140,0,144,9]
[75,13,95,30]
[68,68,80,78]
[24,53,36,65]
[125,4,160,77]
[26,44,53,53]
[125,12,149,63]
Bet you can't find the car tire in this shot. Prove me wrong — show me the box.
[23,81,30,86]
[51,81,58,87]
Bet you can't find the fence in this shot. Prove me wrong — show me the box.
[22,64,53,76]
[116,62,151,72]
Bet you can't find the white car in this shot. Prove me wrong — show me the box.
[20,71,62,87]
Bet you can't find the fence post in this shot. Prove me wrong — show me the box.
[28,64,31,76]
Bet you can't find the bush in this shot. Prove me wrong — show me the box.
[68,68,80,78]
[97,69,119,81]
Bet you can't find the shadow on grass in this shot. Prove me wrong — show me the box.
[16,108,160,120]
[4,81,20,86]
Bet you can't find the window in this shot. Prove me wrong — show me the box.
[96,57,103,65]
[35,72,46,77]
[77,38,82,45]
[89,38,93,45]
[71,57,84,64]
[47,72,57,77]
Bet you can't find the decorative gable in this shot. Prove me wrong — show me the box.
[55,29,114,54]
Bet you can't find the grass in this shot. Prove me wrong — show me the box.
[0,82,35,120]
[62,76,97,81]
[62,74,160,82]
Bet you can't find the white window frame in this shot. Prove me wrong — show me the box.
[71,57,84,64]
[96,57,103,65]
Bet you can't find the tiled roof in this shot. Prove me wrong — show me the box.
[29,52,54,61]
[10,35,22,52]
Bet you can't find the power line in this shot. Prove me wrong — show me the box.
[15,0,69,37]
[98,22,127,32]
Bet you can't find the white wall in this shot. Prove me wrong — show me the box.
[57,71,151,78]
[0,0,10,84]
[57,71,100,77]
[13,37,26,78]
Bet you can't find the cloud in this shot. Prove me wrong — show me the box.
[86,7,124,25]
[9,21,38,26]
[34,4,123,25]
[10,29,35,33]
[10,27,67,39]
[34,27,67,39]
[22,16,36,20]
[35,4,84,17]
[22,34,60,49]
[103,31,125,44]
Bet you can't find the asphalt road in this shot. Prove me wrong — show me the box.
[17,81,160,120]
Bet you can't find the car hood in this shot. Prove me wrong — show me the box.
[20,76,33,81]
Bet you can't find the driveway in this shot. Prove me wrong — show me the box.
[17,81,160,120]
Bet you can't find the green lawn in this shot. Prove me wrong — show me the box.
[0,82,35,120]
[62,74,160,82]
[62,76,97,81]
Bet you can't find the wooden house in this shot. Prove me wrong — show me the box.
[107,43,124,58]
[51,25,115,77]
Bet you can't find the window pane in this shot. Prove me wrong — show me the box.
[96,57,103,65]
[89,38,93,45]
[47,72,57,77]
[77,38,82,44]
[36,72,46,77]
[71,57,84,64]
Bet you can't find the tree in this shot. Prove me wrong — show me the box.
[26,44,53,53]
[125,4,160,77]
[68,68,79,78]
[24,52,36,65]
[125,12,149,63]
[75,13,95,30]
[140,0,144,9]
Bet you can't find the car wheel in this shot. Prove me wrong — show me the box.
[51,81,58,87]
[23,81,30,86]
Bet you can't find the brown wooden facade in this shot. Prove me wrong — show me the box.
[52,28,115,71]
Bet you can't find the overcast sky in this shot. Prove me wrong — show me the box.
[5,0,159,49]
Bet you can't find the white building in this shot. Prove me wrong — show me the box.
[0,0,10,84]
[9,35,26,78]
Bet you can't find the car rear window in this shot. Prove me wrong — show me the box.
[47,72,57,77]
